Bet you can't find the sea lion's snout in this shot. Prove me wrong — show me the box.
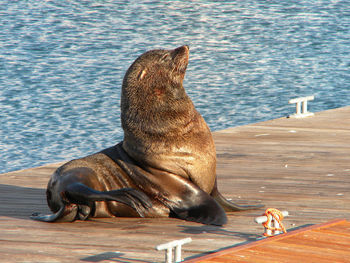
[172,45,189,74]
[173,45,189,56]
[180,45,189,51]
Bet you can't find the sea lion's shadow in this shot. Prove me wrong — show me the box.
[81,252,153,263]
[0,184,49,219]
[178,224,260,240]
[179,225,261,262]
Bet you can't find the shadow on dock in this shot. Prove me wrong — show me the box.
[179,224,260,240]
[81,251,154,263]
[0,184,48,219]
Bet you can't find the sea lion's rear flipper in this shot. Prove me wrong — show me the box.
[31,204,78,222]
[211,179,264,212]
[31,183,152,222]
[169,189,227,226]
[63,183,152,217]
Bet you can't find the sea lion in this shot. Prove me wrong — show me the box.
[31,45,263,226]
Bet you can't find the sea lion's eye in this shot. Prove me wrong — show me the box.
[138,69,147,80]
[160,53,170,62]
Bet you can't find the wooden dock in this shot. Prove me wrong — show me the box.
[1,106,349,262]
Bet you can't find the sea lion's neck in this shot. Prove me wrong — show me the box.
[123,104,195,140]
[121,85,196,137]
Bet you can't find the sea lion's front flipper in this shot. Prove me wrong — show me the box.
[169,189,227,226]
[64,183,152,217]
[211,179,264,212]
[111,144,227,226]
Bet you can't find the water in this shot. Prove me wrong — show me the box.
[0,0,349,173]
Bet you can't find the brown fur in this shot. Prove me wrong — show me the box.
[121,45,216,193]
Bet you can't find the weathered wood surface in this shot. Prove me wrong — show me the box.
[186,219,350,263]
[1,106,349,262]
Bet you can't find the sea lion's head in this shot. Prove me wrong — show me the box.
[132,45,189,83]
[121,45,193,137]
[122,45,189,105]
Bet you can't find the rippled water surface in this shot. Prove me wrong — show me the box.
[1,0,349,172]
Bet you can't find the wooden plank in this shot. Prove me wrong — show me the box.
[187,220,350,263]
[237,245,342,263]
[278,234,350,253]
[185,219,347,262]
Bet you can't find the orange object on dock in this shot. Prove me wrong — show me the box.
[261,208,287,236]
[186,219,350,263]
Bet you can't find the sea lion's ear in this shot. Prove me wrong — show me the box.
[138,69,147,80]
